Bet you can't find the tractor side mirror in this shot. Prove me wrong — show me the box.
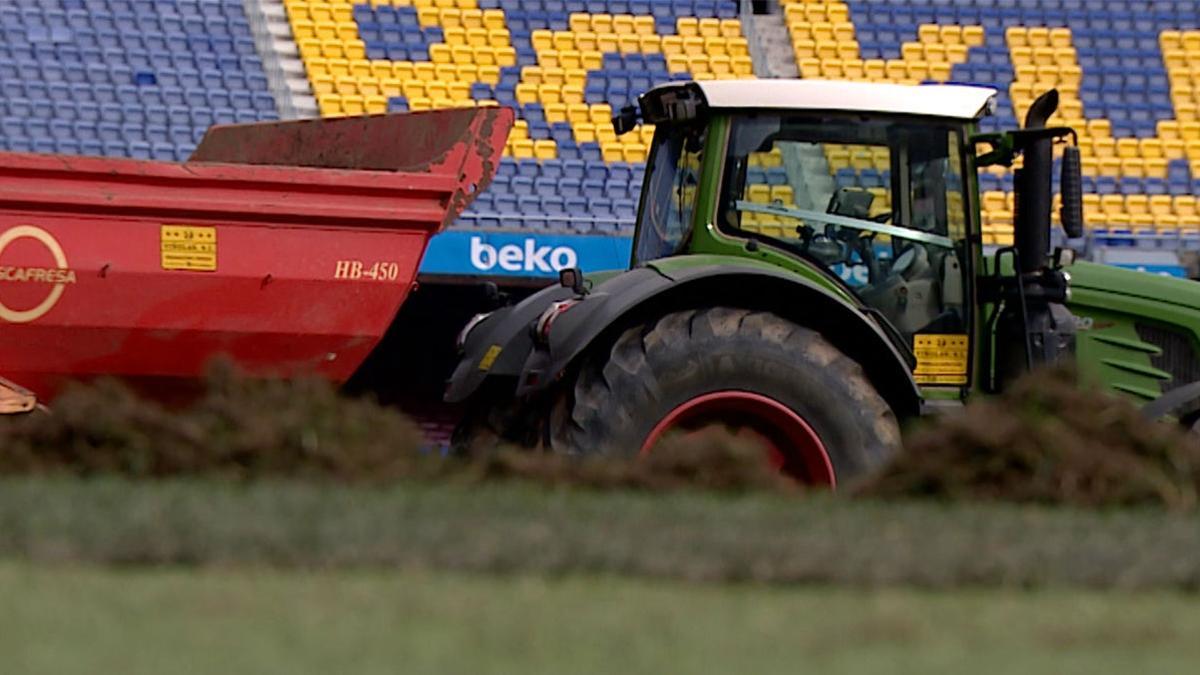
[613,104,639,136]
[1059,145,1084,239]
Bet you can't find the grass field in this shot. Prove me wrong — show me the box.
[5,477,1200,588]
[4,562,1199,675]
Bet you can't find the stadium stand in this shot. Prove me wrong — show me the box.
[2,0,1200,266]
[783,0,1200,251]
[283,0,748,234]
[0,0,278,161]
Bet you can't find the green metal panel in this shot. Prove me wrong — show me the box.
[1067,261,1200,400]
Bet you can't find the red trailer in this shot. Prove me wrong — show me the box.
[0,107,513,409]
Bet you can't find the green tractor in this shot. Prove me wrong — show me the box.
[446,79,1200,486]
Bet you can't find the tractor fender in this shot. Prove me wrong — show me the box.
[444,283,576,403]
[517,263,923,419]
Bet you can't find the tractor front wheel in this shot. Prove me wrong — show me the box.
[549,308,901,485]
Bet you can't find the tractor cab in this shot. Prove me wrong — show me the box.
[620,80,1084,390]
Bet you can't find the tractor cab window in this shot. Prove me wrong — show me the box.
[633,123,706,264]
[718,113,970,343]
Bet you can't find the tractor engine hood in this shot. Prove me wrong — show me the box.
[1067,261,1200,312]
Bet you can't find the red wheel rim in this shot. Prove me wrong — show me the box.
[639,390,836,487]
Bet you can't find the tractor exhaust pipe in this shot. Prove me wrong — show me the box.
[1013,90,1058,274]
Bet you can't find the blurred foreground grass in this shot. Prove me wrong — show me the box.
[4,562,1199,675]
[6,476,1200,589]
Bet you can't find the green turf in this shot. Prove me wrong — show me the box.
[3,477,1200,588]
[3,562,1198,675]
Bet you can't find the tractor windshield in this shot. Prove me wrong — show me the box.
[718,113,972,341]
[632,123,706,264]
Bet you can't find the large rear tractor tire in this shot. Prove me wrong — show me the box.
[549,307,902,485]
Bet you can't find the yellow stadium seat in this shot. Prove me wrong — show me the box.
[482,8,504,29]
[1091,138,1116,158]
[1010,46,1032,66]
[311,74,334,95]
[793,38,817,59]
[821,60,844,78]
[592,13,614,34]
[797,58,821,78]
[1149,195,1175,217]
[534,140,557,160]
[1005,26,1027,47]
[568,13,589,32]
[531,29,552,51]
[843,60,865,80]
[863,59,886,80]
[720,19,741,38]
[940,25,963,45]
[537,84,561,104]
[511,139,535,158]
[633,16,655,35]
[317,94,342,117]
[1115,138,1140,159]
[732,56,753,76]
[677,17,698,37]
[1164,138,1187,159]
[697,17,720,38]
[429,43,452,64]
[770,185,795,206]
[1050,27,1072,47]
[623,143,647,163]
[805,21,831,42]
[496,46,515,66]
[565,104,589,125]
[614,15,636,35]
[573,122,596,144]
[380,77,403,97]
[1146,157,1168,178]
[597,33,618,52]
[365,95,388,114]
[885,61,907,80]
[601,144,624,163]
[589,103,612,125]
[923,44,946,62]
[1027,27,1050,47]
[551,32,573,51]
[902,43,923,61]
[618,34,639,53]
[748,184,771,203]
[1098,156,1122,175]
[341,95,366,116]
[460,9,483,28]
[562,83,583,104]
[683,36,705,55]
[918,24,939,43]
[687,54,711,73]
[1087,119,1112,137]
[359,79,382,97]
[1121,158,1146,179]
[928,62,952,81]
[963,26,985,46]
[1126,195,1150,216]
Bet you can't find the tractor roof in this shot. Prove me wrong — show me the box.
[679,80,998,121]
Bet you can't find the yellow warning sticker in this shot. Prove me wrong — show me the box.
[913,334,969,385]
[478,344,502,371]
[161,225,217,272]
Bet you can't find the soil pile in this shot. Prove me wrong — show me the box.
[856,368,1200,510]
[0,365,428,482]
[0,368,787,492]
